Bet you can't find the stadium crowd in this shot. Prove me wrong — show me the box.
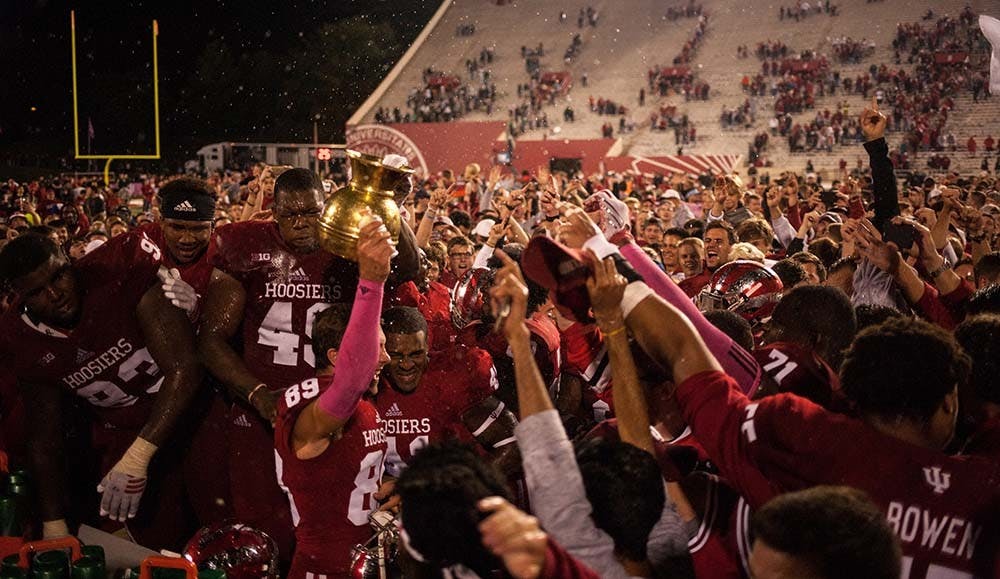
[1,91,1000,579]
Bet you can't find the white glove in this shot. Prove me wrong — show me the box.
[97,438,156,522]
[158,267,198,314]
[585,189,631,238]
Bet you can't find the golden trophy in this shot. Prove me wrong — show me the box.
[317,150,412,260]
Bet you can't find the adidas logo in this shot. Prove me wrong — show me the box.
[384,403,403,418]
[173,200,197,212]
[75,348,94,364]
[287,267,309,282]
[234,414,253,428]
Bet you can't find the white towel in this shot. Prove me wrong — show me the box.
[981,15,1000,95]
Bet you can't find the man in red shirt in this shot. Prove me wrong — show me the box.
[375,306,518,478]
[199,168,417,557]
[0,233,201,549]
[274,220,394,579]
[109,177,231,526]
[622,287,1000,577]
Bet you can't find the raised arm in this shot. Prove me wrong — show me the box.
[584,255,652,454]
[292,219,393,449]
[860,97,898,232]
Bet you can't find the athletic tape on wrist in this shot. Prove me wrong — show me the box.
[583,234,620,260]
[622,282,654,319]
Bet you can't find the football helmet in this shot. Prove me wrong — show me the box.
[450,268,495,330]
[183,522,278,579]
[697,260,783,325]
[350,510,401,579]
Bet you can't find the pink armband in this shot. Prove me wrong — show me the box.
[317,280,384,419]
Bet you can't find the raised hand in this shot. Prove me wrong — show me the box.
[859,95,887,142]
[357,216,395,283]
[489,251,529,339]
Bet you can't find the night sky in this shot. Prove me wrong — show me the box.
[0,0,439,167]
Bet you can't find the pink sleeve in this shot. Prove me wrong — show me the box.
[317,280,384,419]
[620,242,762,395]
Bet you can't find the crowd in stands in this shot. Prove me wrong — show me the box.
[374,66,498,124]
[665,1,703,21]
[830,36,875,63]
[779,0,839,21]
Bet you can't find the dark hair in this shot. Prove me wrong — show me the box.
[449,210,472,230]
[967,283,1000,316]
[446,236,473,251]
[704,220,737,243]
[574,438,665,562]
[734,217,774,245]
[395,442,510,576]
[0,234,63,289]
[27,225,56,239]
[663,226,688,240]
[770,286,855,368]
[310,304,353,370]
[642,216,663,230]
[771,259,808,289]
[381,306,428,336]
[490,243,548,315]
[789,251,827,282]
[840,317,970,422]
[158,177,215,204]
[974,253,1000,287]
[954,314,1000,405]
[853,304,903,331]
[808,238,841,270]
[682,218,705,238]
[273,168,323,203]
[828,255,858,277]
[752,486,901,579]
[704,309,754,352]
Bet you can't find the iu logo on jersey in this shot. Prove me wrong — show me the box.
[922,466,951,495]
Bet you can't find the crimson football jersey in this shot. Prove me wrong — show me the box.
[0,230,165,430]
[208,221,359,390]
[683,472,751,579]
[275,376,387,579]
[676,370,1000,578]
[135,222,214,297]
[753,342,843,410]
[376,345,497,477]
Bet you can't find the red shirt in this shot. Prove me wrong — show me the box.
[136,222,213,297]
[274,375,387,578]
[679,269,712,298]
[208,221,359,390]
[753,342,842,410]
[0,229,164,430]
[375,345,496,477]
[676,370,1000,578]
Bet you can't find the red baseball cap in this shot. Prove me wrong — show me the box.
[521,236,594,322]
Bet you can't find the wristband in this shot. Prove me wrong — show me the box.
[602,326,626,338]
[622,281,654,319]
[583,234,620,260]
[928,259,952,279]
[247,383,268,405]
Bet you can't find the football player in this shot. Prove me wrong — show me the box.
[199,168,417,556]
[275,219,394,579]
[0,233,201,549]
[376,306,519,479]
